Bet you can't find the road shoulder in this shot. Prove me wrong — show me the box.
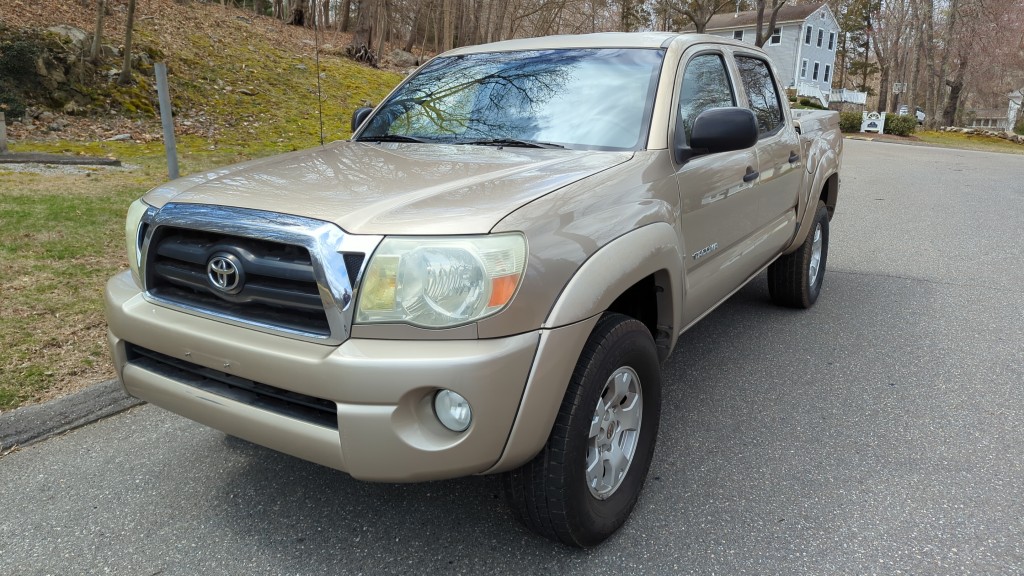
[0,379,143,454]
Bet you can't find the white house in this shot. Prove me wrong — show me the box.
[967,88,1024,130]
[703,3,853,105]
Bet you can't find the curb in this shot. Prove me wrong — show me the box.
[0,379,144,454]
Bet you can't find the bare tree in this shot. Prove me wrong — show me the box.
[668,0,732,33]
[117,0,137,85]
[90,0,105,63]
[750,0,787,47]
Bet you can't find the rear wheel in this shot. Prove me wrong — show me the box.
[504,313,661,547]
[768,200,830,308]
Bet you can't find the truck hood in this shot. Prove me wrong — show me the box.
[143,142,633,235]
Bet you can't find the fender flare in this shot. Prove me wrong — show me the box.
[544,221,683,347]
[785,152,838,253]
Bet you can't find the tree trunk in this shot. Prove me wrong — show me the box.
[754,0,786,48]
[442,0,453,51]
[90,0,105,63]
[348,0,378,57]
[117,0,136,85]
[287,0,308,26]
[320,0,330,29]
[339,0,351,31]
[942,60,966,126]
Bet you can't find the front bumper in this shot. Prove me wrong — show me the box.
[105,271,592,482]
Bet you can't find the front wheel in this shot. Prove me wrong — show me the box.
[768,200,830,308]
[504,313,662,547]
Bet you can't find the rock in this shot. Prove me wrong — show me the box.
[390,49,417,68]
[62,101,83,115]
[38,111,55,123]
[105,134,132,141]
[46,25,89,47]
[101,45,119,59]
[237,88,256,96]
[294,64,308,70]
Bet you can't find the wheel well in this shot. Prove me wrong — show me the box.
[606,271,672,361]
[820,173,839,220]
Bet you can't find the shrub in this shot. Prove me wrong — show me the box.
[839,111,861,133]
[0,38,41,82]
[884,114,917,136]
[0,82,26,119]
[799,97,812,106]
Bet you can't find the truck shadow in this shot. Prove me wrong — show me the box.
[207,269,898,568]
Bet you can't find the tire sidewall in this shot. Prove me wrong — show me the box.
[563,317,662,546]
[805,204,830,304]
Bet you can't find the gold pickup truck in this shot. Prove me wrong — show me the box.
[105,32,842,547]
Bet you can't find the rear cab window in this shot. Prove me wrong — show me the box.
[734,55,784,137]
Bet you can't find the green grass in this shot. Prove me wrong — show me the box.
[915,130,1024,155]
[1,7,406,410]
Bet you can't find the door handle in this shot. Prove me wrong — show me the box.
[743,168,760,183]
[789,152,800,164]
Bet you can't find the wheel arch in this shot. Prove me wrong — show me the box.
[543,222,683,362]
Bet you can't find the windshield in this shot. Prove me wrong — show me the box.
[357,48,665,151]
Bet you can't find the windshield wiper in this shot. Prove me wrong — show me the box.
[356,134,430,143]
[459,138,565,149]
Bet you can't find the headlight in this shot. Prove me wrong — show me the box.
[125,199,151,285]
[355,234,526,328]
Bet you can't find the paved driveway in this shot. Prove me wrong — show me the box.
[1,139,1022,575]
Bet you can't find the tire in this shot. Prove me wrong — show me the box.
[504,313,662,547]
[768,200,830,308]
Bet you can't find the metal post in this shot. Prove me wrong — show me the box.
[155,62,179,180]
[0,112,8,155]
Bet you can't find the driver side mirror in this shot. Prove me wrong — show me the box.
[351,106,373,133]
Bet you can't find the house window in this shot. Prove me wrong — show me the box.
[805,26,812,44]
[812,62,820,81]
[734,30,744,41]
[770,27,782,45]
[823,64,831,83]
[817,29,824,47]
[800,59,808,79]
[828,32,836,50]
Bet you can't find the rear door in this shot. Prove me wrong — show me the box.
[732,54,804,234]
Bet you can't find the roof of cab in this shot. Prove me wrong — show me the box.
[444,32,752,56]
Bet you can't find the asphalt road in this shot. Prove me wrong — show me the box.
[2,139,1022,575]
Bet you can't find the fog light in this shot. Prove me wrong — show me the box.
[434,390,472,432]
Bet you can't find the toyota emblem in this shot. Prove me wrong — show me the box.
[207,252,244,295]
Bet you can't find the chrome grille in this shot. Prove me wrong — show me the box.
[138,203,383,345]
[145,228,331,336]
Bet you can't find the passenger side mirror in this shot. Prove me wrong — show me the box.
[351,106,373,133]
[688,108,759,156]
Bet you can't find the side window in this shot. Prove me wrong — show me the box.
[800,59,808,79]
[816,29,824,47]
[676,53,735,147]
[812,62,820,80]
[770,27,782,45]
[824,64,832,83]
[828,32,836,50]
[735,56,783,136]
[804,26,812,44]
[733,30,744,41]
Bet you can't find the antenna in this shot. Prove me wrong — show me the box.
[313,12,325,146]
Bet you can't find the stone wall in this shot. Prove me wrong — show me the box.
[938,126,1024,145]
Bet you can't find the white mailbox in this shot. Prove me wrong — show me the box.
[861,111,885,134]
